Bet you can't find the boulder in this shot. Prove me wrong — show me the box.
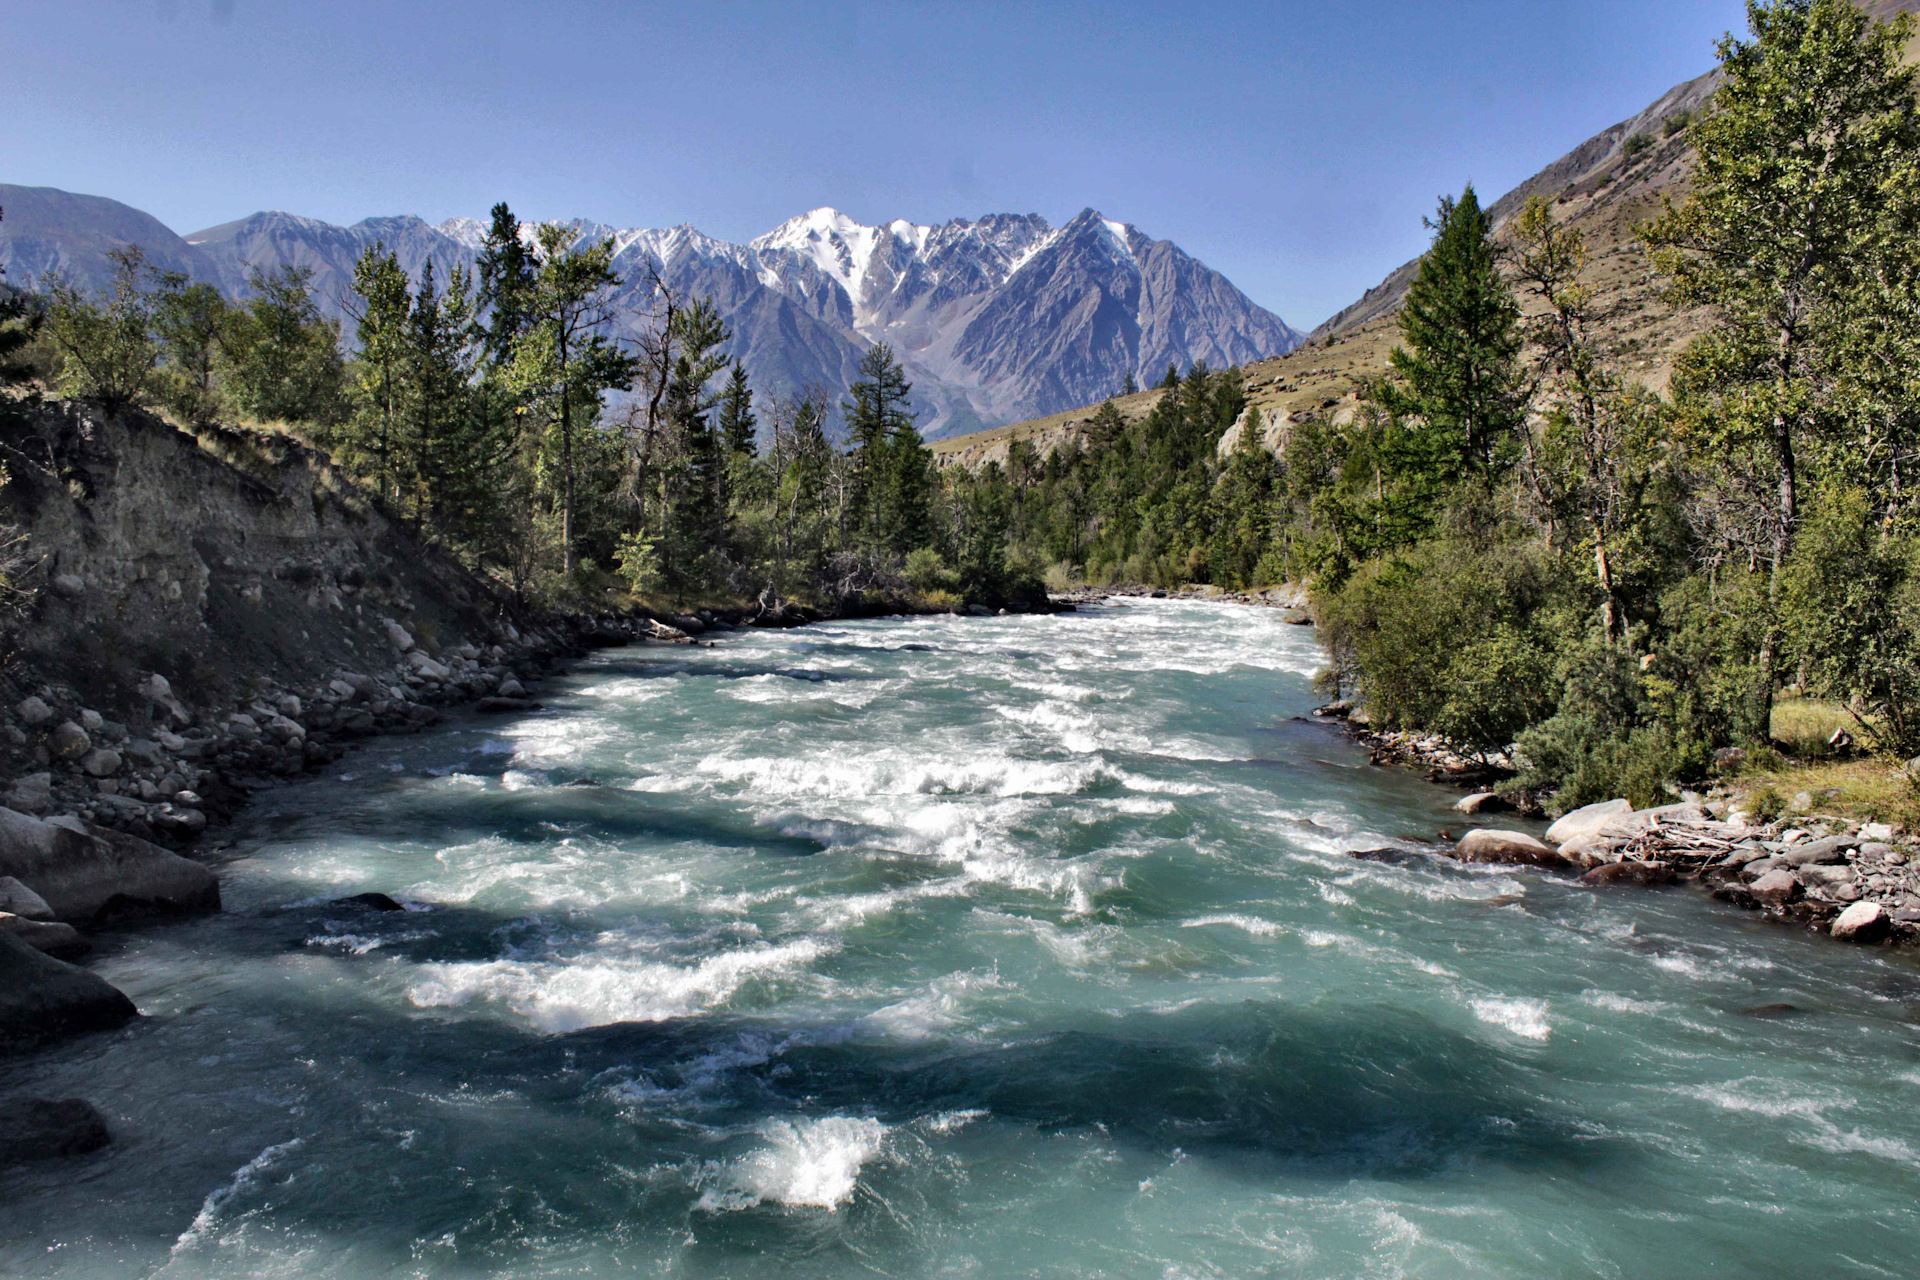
[1579,860,1678,888]
[496,678,526,698]
[0,931,137,1049]
[1830,900,1892,943]
[1859,822,1896,843]
[4,772,52,814]
[79,748,123,778]
[0,875,54,919]
[1552,833,1613,868]
[0,805,219,922]
[1544,799,1632,847]
[1453,829,1569,868]
[1780,835,1855,867]
[15,696,52,726]
[1454,792,1511,815]
[0,912,90,959]
[50,573,85,598]
[383,619,415,652]
[333,892,404,912]
[0,1097,112,1163]
[45,721,90,760]
[1749,869,1802,905]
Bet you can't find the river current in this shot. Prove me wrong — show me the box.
[4,599,1919,1277]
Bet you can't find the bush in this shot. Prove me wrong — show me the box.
[1314,535,1563,754]
[904,546,959,595]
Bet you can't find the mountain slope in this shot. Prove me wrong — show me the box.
[935,0,1920,470]
[0,190,1302,440]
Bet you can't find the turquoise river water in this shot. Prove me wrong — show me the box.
[3,599,1920,1277]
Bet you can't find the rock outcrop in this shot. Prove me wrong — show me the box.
[0,805,218,922]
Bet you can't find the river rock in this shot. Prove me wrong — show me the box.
[46,721,90,760]
[1830,900,1892,942]
[1749,869,1802,904]
[0,912,90,959]
[0,875,54,919]
[15,696,52,726]
[1859,822,1896,843]
[5,772,52,814]
[1454,792,1511,814]
[0,805,219,922]
[0,931,137,1049]
[383,619,415,652]
[1780,835,1855,867]
[0,1097,112,1163]
[1579,860,1677,888]
[1545,799,1632,846]
[497,678,526,698]
[79,748,123,778]
[475,696,538,714]
[1453,829,1568,868]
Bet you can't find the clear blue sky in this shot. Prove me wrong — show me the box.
[5,0,1748,327]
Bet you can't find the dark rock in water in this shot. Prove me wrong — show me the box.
[1579,860,1678,888]
[333,892,404,912]
[1347,847,1419,865]
[899,644,936,652]
[0,931,137,1050]
[0,1097,111,1163]
[562,778,601,788]
[1738,1003,1801,1018]
[475,697,540,714]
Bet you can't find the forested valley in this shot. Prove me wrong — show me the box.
[5,0,1920,818]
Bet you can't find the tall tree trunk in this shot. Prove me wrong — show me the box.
[560,326,574,577]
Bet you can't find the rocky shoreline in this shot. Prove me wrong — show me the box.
[1316,706,1920,950]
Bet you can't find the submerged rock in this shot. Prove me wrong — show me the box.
[1579,860,1677,888]
[0,1097,111,1163]
[1454,792,1511,815]
[1453,829,1567,867]
[0,931,136,1049]
[333,892,404,912]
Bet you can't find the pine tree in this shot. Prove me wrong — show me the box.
[1645,0,1920,739]
[717,361,759,515]
[1121,371,1138,396]
[476,202,534,366]
[506,224,635,575]
[842,343,914,545]
[349,245,411,502]
[399,259,480,529]
[1086,399,1127,448]
[1382,185,1525,488]
[659,298,731,585]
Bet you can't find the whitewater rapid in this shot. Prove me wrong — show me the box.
[3,599,1918,1277]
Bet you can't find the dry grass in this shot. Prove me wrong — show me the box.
[1728,756,1920,832]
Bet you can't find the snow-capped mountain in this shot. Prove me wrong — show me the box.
[0,184,1303,438]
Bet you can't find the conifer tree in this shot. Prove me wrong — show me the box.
[400,259,480,528]
[717,361,759,514]
[349,244,411,502]
[1122,371,1138,396]
[0,207,39,389]
[1382,185,1525,487]
[843,343,915,544]
[476,202,534,365]
[507,224,634,574]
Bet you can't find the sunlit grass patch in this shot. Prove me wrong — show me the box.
[1769,697,1860,758]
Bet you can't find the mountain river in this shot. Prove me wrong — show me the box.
[4,598,1919,1276]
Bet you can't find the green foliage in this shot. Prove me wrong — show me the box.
[44,246,162,410]
[1314,532,1561,753]
[222,265,347,426]
[1621,133,1653,161]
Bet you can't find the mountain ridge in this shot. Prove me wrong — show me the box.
[0,189,1302,440]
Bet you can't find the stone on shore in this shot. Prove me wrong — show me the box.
[0,931,136,1049]
[1830,900,1892,943]
[1453,829,1568,867]
[0,1097,111,1163]
[0,805,219,922]
[1544,799,1632,846]
[45,721,90,761]
[1749,869,1801,904]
